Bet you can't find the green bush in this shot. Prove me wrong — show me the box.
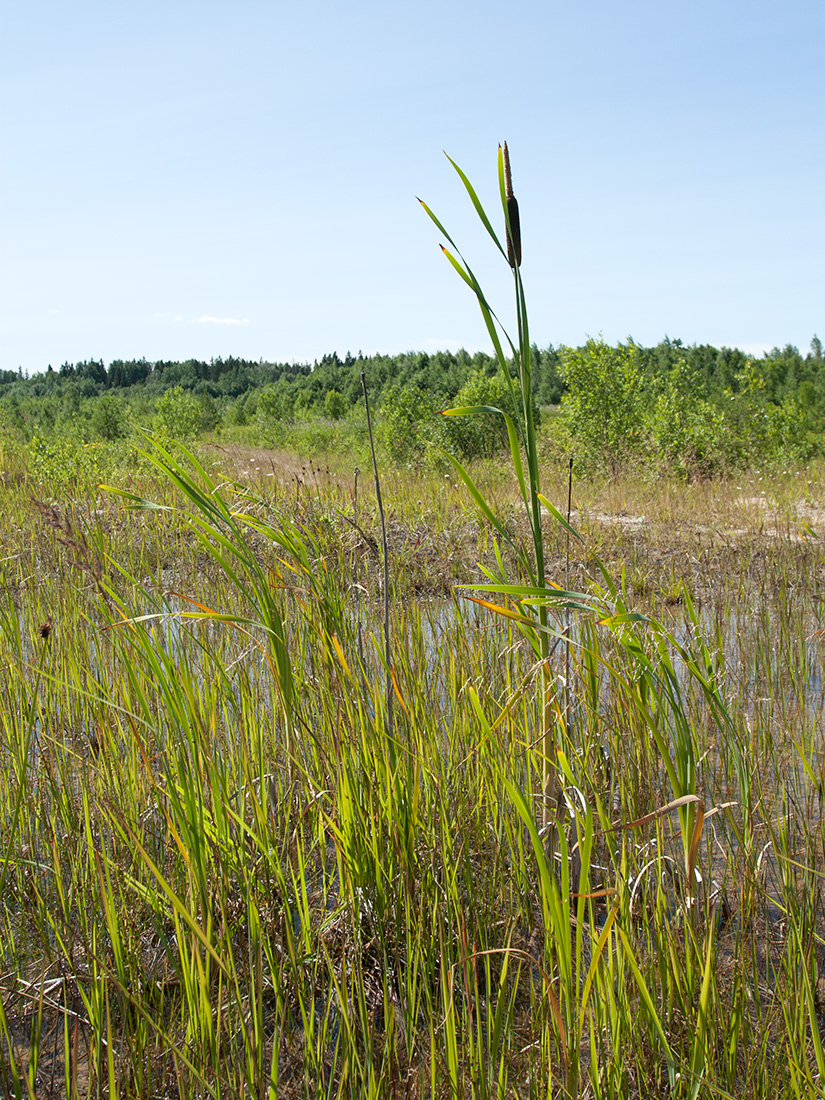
[649,359,724,478]
[26,433,104,488]
[442,368,527,460]
[559,338,647,473]
[91,393,130,441]
[324,389,347,421]
[227,400,248,426]
[717,360,816,468]
[153,386,201,441]
[198,393,219,433]
[380,383,437,465]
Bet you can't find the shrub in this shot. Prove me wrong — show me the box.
[559,338,647,473]
[153,386,201,441]
[91,393,130,441]
[227,400,248,426]
[649,359,724,478]
[198,393,219,433]
[27,433,104,488]
[324,389,347,421]
[380,383,437,465]
[443,368,528,460]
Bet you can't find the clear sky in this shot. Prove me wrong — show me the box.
[2,0,823,373]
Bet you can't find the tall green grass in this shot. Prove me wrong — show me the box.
[2,158,825,1094]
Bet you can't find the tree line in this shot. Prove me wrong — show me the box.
[1,337,822,476]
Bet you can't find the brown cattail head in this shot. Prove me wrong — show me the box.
[503,142,522,268]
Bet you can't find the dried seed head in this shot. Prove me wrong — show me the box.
[503,141,514,201]
[39,619,52,640]
[503,143,522,268]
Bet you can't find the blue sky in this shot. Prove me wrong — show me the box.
[2,0,822,373]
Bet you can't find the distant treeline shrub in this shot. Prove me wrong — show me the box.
[556,335,824,477]
[2,336,823,473]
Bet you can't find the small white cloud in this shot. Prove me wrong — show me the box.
[48,309,59,315]
[738,342,774,357]
[198,315,249,326]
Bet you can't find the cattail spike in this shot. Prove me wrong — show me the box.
[503,142,522,268]
[503,141,514,201]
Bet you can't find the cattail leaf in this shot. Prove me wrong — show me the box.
[389,665,409,714]
[607,793,701,833]
[474,292,518,378]
[460,579,596,602]
[444,402,528,522]
[417,198,461,251]
[441,403,527,512]
[616,927,676,1090]
[420,194,520,379]
[441,403,499,417]
[440,245,475,290]
[686,800,706,887]
[441,452,520,554]
[536,492,584,543]
[576,902,619,1037]
[460,597,572,644]
[688,920,716,1099]
[462,595,534,624]
[445,153,508,259]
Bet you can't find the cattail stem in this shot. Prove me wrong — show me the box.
[361,369,394,748]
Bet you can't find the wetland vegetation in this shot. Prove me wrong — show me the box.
[4,439,825,1098]
[2,149,825,1097]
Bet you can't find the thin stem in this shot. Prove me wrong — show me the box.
[361,369,393,742]
[513,268,553,828]
[565,455,574,738]
[353,466,364,666]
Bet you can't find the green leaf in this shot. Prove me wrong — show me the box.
[445,152,507,259]
[458,580,597,606]
[689,923,716,1099]
[417,198,461,252]
[440,245,476,290]
[536,492,583,544]
[505,779,557,930]
[616,925,676,1090]
[441,451,531,574]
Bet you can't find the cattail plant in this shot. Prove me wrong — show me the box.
[420,145,728,847]
[420,144,578,833]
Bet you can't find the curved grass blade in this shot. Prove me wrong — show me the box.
[440,450,532,576]
[444,403,529,509]
[536,492,584,544]
[445,152,508,260]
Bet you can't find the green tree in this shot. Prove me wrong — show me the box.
[198,393,219,432]
[380,384,437,465]
[154,386,201,441]
[559,338,647,473]
[324,389,347,420]
[91,393,130,441]
[443,367,528,459]
[649,359,723,478]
